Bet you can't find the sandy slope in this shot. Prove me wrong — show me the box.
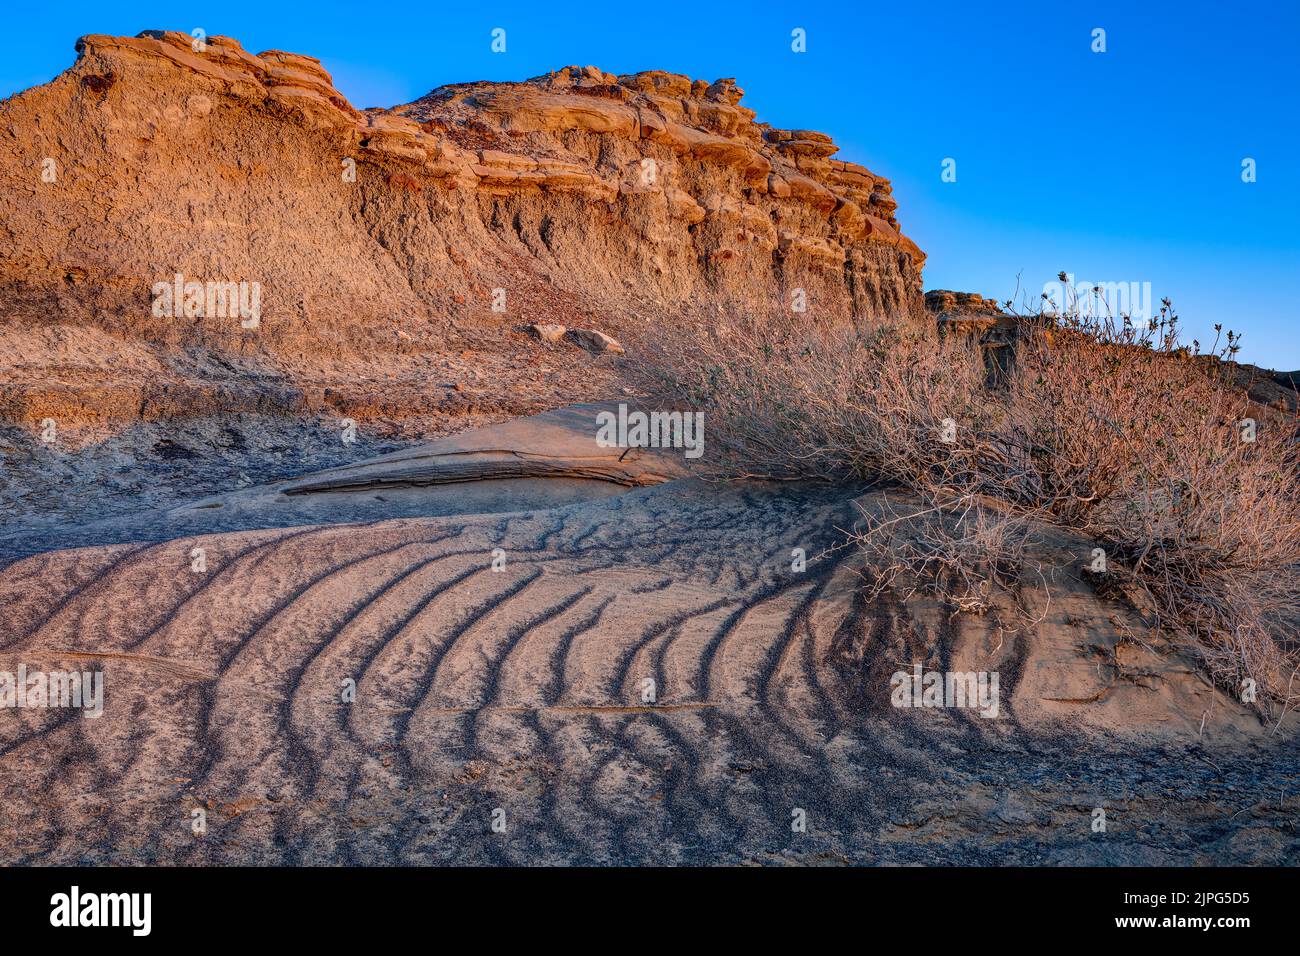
[0,408,1295,865]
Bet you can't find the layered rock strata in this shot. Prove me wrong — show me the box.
[0,31,926,432]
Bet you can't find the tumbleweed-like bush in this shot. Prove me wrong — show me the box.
[637,301,1300,714]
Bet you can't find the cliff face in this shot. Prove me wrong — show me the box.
[388,63,925,322]
[0,30,925,430]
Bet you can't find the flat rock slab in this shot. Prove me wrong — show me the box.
[0,403,689,558]
[279,402,686,493]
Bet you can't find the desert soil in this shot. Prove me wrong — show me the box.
[1,408,1295,866]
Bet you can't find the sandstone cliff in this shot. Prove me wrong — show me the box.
[0,30,925,432]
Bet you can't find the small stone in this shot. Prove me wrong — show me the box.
[528,323,566,343]
[566,328,624,354]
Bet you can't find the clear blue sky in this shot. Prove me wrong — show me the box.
[3,0,1296,369]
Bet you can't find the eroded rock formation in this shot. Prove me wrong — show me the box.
[0,30,926,434]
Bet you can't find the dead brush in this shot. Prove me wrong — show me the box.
[634,315,997,486]
[635,295,1300,715]
[1003,308,1300,717]
[848,491,1042,622]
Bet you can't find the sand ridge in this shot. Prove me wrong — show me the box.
[0,409,1294,865]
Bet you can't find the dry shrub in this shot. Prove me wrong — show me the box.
[637,307,1300,713]
[638,316,994,486]
[851,492,1039,618]
[1004,319,1300,713]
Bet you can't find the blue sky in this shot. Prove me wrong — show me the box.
[3,0,1296,368]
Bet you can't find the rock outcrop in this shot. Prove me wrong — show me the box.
[924,290,1005,326]
[0,30,926,434]
[925,288,1018,378]
[924,288,1300,412]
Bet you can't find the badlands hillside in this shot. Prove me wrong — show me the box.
[0,33,1296,865]
[0,29,926,540]
[1,29,922,427]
